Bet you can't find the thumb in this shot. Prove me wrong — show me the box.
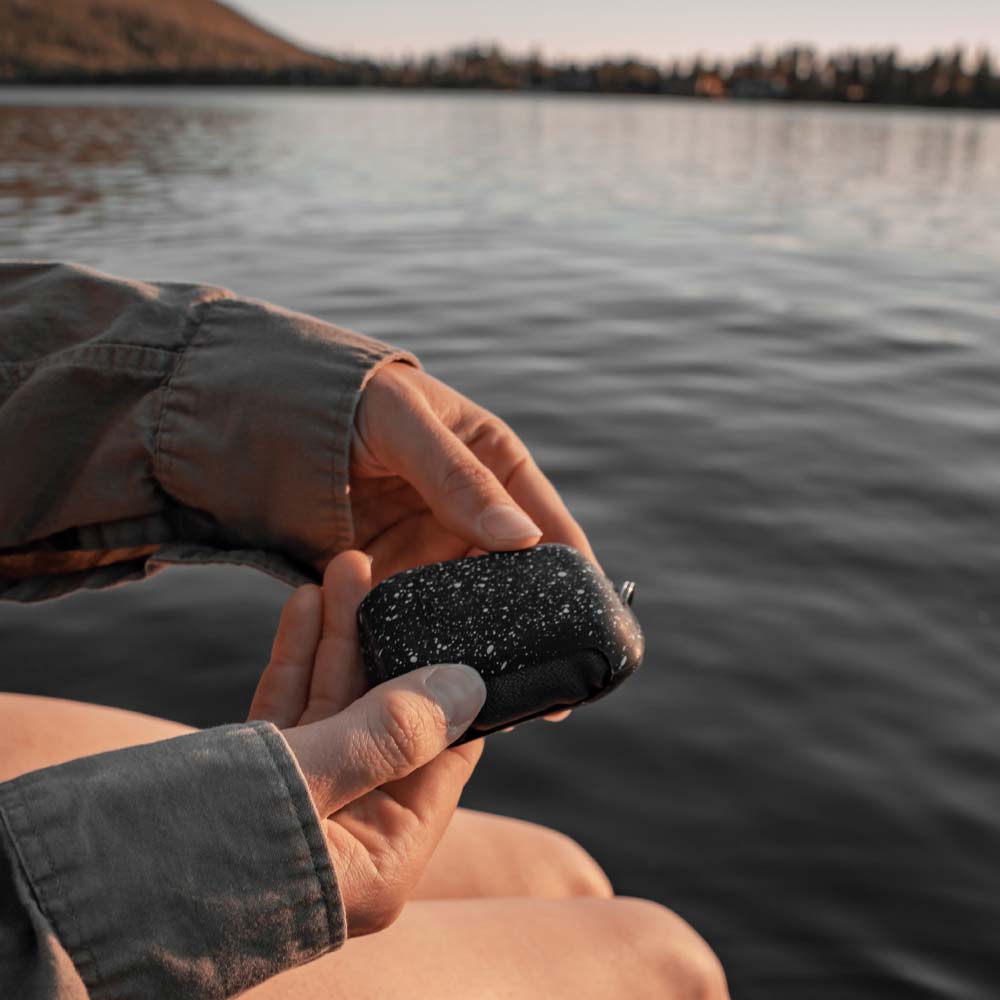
[283,664,486,816]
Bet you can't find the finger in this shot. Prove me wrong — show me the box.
[298,550,373,724]
[456,410,599,567]
[504,455,600,567]
[366,510,471,584]
[283,663,486,816]
[248,585,322,727]
[381,401,543,553]
[543,709,573,722]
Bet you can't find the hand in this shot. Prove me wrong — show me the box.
[248,551,487,936]
[353,364,582,723]
[351,363,597,583]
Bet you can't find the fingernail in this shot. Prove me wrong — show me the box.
[480,505,542,544]
[425,664,487,741]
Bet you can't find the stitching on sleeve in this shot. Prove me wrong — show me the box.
[0,803,45,914]
[0,343,179,387]
[249,724,339,948]
[2,781,104,990]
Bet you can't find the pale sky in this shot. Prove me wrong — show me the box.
[234,0,1000,63]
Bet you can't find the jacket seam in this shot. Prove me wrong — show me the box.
[0,343,178,386]
[0,803,42,913]
[152,299,218,498]
[1,782,103,990]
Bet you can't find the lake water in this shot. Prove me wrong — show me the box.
[2,88,1000,998]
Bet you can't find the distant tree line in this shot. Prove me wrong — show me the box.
[8,40,999,109]
[343,44,999,109]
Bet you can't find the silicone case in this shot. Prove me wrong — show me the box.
[357,544,644,743]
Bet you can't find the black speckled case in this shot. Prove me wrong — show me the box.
[357,544,644,743]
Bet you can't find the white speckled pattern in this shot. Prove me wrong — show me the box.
[357,544,644,698]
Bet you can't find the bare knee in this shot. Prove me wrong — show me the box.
[609,898,729,1000]
[416,810,614,902]
[521,823,614,899]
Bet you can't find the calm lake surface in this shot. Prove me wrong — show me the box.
[2,88,1000,998]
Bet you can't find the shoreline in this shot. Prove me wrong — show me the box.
[2,75,998,114]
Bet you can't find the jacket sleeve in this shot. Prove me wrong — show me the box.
[0,721,345,1000]
[0,260,418,601]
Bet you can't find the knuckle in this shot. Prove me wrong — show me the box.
[440,458,494,500]
[371,691,437,774]
[473,414,509,444]
[473,416,529,464]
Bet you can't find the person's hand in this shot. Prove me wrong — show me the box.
[248,551,486,936]
[353,364,583,723]
[351,363,597,583]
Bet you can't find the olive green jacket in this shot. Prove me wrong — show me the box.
[0,261,416,998]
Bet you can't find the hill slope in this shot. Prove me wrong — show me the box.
[0,0,340,80]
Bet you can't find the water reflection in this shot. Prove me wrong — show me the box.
[0,100,252,218]
[1,89,1000,1000]
[0,91,997,263]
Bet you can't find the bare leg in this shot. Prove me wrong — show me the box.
[0,695,611,900]
[0,694,727,998]
[249,897,726,1000]
[413,807,613,900]
[0,693,191,779]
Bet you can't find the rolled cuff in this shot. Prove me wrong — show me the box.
[0,721,343,1000]
[154,297,418,572]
